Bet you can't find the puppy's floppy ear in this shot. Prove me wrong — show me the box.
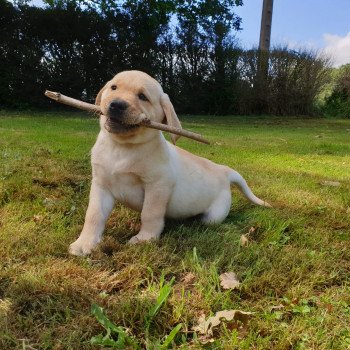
[160,93,182,144]
[95,82,108,106]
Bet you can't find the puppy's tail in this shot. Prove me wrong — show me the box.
[228,169,272,208]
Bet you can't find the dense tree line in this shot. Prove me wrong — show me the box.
[0,0,331,115]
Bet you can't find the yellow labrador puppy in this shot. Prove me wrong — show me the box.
[69,70,270,256]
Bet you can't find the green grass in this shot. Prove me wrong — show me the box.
[0,111,350,349]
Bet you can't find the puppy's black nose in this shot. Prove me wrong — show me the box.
[109,99,128,116]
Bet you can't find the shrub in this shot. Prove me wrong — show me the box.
[323,64,350,118]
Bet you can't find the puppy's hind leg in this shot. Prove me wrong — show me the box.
[201,190,232,225]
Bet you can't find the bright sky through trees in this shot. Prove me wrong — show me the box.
[235,0,350,66]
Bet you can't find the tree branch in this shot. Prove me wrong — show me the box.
[44,90,210,144]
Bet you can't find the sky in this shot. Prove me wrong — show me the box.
[30,0,350,67]
[235,0,350,67]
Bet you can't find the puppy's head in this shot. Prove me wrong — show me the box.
[95,70,181,144]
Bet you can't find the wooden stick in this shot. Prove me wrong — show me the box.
[44,90,210,144]
[45,90,101,114]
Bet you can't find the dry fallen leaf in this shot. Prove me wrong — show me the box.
[325,304,333,313]
[197,335,215,344]
[33,215,43,223]
[240,234,249,246]
[220,272,240,290]
[193,309,253,336]
[182,272,196,285]
[320,180,341,187]
[248,226,256,235]
[240,226,257,246]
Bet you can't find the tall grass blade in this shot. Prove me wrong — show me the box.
[147,277,175,321]
[160,323,183,349]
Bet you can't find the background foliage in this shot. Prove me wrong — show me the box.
[0,0,348,116]
[323,64,350,118]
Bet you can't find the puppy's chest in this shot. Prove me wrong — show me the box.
[92,148,145,203]
[93,159,143,187]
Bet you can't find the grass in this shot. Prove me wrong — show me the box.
[0,110,349,349]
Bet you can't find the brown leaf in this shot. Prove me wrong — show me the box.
[33,215,43,223]
[325,303,333,312]
[248,226,256,235]
[198,335,215,344]
[193,309,253,336]
[219,272,240,290]
[182,272,196,285]
[240,234,249,246]
[320,180,341,187]
[291,298,299,305]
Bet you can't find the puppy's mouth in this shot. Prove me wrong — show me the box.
[105,115,140,134]
[103,99,145,134]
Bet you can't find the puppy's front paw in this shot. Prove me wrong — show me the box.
[128,233,159,244]
[69,237,99,256]
[128,235,141,244]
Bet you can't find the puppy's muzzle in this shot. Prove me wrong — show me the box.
[108,99,129,119]
[106,98,139,134]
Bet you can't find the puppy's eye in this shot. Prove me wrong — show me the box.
[138,93,148,102]
[111,85,117,90]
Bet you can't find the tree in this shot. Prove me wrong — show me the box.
[173,0,243,113]
[324,64,350,118]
